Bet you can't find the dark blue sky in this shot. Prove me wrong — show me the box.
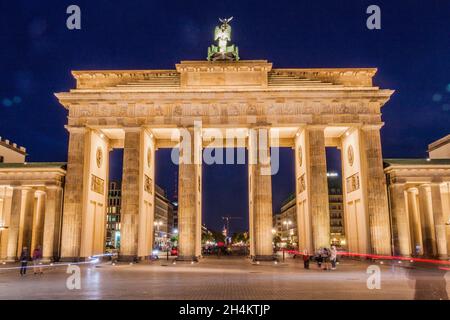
[1,1,450,233]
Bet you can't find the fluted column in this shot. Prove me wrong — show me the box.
[406,188,423,255]
[6,187,23,261]
[306,127,330,250]
[17,188,34,257]
[31,190,46,252]
[430,183,448,259]
[418,185,436,256]
[42,186,64,261]
[249,127,274,261]
[177,126,202,261]
[361,127,392,255]
[0,188,13,260]
[389,183,411,256]
[60,128,86,260]
[119,129,141,261]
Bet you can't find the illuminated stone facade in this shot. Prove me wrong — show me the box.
[55,60,394,261]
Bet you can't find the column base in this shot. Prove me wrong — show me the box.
[253,255,277,262]
[176,256,198,262]
[118,255,138,262]
[5,257,17,262]
[437,254,448,260]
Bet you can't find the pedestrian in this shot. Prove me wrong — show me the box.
[330,245,337,270]
[322,247,330,270]
[32,245,43,275]
[19,247,29,276]
[316,248,323,269]
[302,249,310,269]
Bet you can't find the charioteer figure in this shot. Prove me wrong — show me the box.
[207,17,240,61]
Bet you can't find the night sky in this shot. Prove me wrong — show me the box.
[1,1,449,233]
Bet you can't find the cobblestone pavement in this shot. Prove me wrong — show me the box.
[0,256,448,300]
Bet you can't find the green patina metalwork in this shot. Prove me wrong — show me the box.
[207,17,239,61]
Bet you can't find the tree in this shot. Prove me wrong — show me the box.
[232,232,249,244]
[273,235,282,248]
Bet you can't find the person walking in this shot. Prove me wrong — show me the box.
[19,247,29,276]
[32,245,43,275]
[302,249,310,269]
[330,245,337,270]
[322,247,331,270]
[316,248,323,269]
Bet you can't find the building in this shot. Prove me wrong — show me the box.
[53,18,396,262]
[273,173,345,249]
[385,134,450,258]
[5,20,449,263]
[0,138,65,262]
[106,181,121,249]
[0,137,26,163]
[273,193,297,248]
[106,181,174,251]
[327,172,345,247]
[154,185,175,250]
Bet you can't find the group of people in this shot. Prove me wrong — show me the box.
[302,246,338,270]
[18,245,44,276]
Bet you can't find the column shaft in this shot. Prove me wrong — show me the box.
[418,185,436,256]
[31,191,46,252]
[0,189,13,260]
[250,128,274,260]
[42,187,64,261]
[306,128,330,250]
[361,128,392,255]
[389,184,411,256]
[60,129,86,260]
[406,188,423,255]
[18,188,34,256]
[177,127,202,261]
[430,184,448,259]
[6,188,22,261]
[120,130,141,261]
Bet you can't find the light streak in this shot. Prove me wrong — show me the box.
[0,254,110,272]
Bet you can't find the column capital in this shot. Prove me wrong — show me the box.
[44,184,64,191]
[406,187,419,193]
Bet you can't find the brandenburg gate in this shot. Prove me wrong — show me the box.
[55,19,394,262]
[55,59,394,261]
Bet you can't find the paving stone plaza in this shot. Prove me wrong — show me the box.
[0,257,448,300]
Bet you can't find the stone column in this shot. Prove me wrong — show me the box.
[418,185,436,256]
[31,190,46,252]
[18,188,35,257]
[42,186,64,261]
[60,128,86,261]
[0,188,13,260]
[406,188,423,255]
[177,126,202,261]
[360,127,392,255]
[389,183,411,256]
[306,127,330,250]
[430,183,448,259]
[249,127,274,261]
[6,187,23,261]
[119,129,141,261]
